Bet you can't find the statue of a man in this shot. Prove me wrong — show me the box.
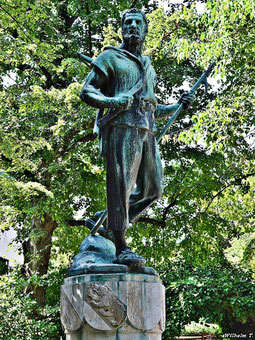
[80,9,194,266]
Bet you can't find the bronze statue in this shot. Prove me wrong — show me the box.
[80,9,195,266]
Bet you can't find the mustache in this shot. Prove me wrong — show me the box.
[124,28,140,35]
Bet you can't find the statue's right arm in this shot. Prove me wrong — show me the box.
[80,69,133,110]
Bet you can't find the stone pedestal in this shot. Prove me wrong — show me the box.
[61,273,165,339]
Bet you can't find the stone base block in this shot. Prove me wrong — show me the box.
[61,273,165,340]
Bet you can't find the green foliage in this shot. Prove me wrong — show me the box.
[0,269,66,339]
[0,0,254,336]
[160,260,255,338]
[225,233,255,273]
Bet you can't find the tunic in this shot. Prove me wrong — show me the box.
[92,46,158,132]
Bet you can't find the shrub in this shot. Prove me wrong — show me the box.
[0,269,66,340]
[183,319,221,335]
[159,260,255,339]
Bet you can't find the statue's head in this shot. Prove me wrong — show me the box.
[121,9,148,45]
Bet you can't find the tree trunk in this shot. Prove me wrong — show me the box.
[22,213,57,307]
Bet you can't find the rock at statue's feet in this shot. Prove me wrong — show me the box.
[114,246,146,267]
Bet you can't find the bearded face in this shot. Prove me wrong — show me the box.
[122,13,147,46]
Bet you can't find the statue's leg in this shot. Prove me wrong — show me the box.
[129,131,163,223]
[105,127,151,265]
[90,130,163,229]
[106,126,145,231]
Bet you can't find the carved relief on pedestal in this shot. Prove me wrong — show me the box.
[84,282,127,329]
[60,286,83,332]
[60,274,165,339]
[126,281,163,331]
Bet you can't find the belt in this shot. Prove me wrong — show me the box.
[98,97,157,128]
[133,97,157,112]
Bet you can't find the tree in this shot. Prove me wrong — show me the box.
[0,0,254,336]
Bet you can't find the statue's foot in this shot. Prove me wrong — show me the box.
[114,247,146,267]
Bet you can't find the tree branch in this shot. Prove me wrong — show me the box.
[70,132,97,145]
[66,219,113,241]
[55,131,96,159]
[67,219,85,226]
[137,217,165,227]
[68,216,166,229]
[162,197,177,223]
[205,172,255,211]
[84,0,92,57]
[0,4,32,42]
[58,0,77,30]
[130,0,139,8]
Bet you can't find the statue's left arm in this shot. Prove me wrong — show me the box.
[155,92,195,119]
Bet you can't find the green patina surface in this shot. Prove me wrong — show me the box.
[74,8,195,268]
